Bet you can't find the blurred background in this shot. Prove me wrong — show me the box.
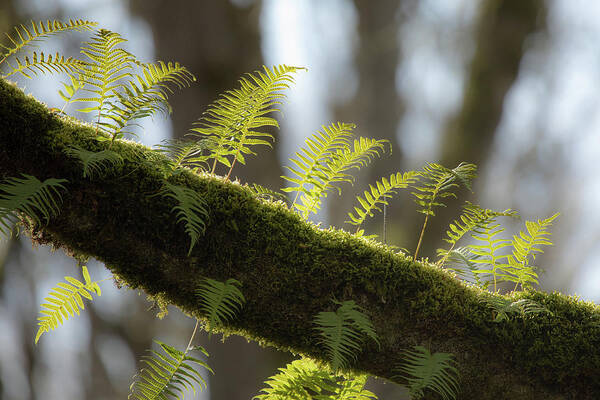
[0,0,599,399]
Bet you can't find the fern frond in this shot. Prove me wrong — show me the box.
[196,278,245,335]
[346,171,418,227]
[154,139,212,173]
[129,340,212,400]
[35,265,101,344]
[0,174,67,237]
[190,64,304,177]
[247,184,288,203]
[63,145,124,178]
[480,296,553,322]
[2,52,84,79]
[58,73,86,111]
[159,183,210,256]
[436,247,487,287]
[314,300,379,371]
[0,19,97,63]
[468,220,512,291]
[394,346,459,400]
[254,358,377,400]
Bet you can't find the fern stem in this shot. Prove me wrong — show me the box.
[224,157,237,181]
[414,214,429,262]
[186,319,200,351]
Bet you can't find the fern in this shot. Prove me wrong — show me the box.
[189,64,304,179]
[436,247,487,287]
[346,171,418,228]
[159,183,210,256]
[196,278,245,335]
[154,139,212,173]
[480,296,553,322]
[247,183,288,203]
[63,145,124,178]
[394,346,459,400]
[2,52,84,79]
[411,162,477,261]
[35,265,101,344]
[58,73,86,112]
[468,220,513,292]
[0,174,67,237]
[314,300,379,371]
[129,340,212,400]
[0,19,97,64]
[254,358,377,400]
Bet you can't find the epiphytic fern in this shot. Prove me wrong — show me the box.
[254,357,377,400]
[0,174,67,237]
[196,278,245,335]
[480,296,553,323]
[129,339,212,400]
[2,52,84,79]
[347,171,419,229]
[0,19,97,65]
[189,64,304,179]
[411,162,477,261]
[436,202,517,267]
[159,183,210,256]
[247,184,288,204]
[63,145,124,178]
[394,346,459,400]
[314,300,379,371]
[436,247,487,287]
[154,139,213,173]
[284,126,387,219]
[35,265,101,344]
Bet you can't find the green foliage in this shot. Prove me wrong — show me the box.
[2,51,84,79]
[480,296,553,322]
[314,300,379,371]
[0,174,67,237]
[0,19,97,63]
[128,340,212,400]
[254,358,377,400]
[394,346,459,400]
[247,183,288,203]
[196,278,245,335]
[153,139,212,173]
[158,183,210,256]
[63,145,124,178]
[437,247,487,287]
[189,64,304,178]
[283,124,387,219]
[35,265,101,344]
[347,171,418,228]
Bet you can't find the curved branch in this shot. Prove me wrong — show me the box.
[0,78,598,400]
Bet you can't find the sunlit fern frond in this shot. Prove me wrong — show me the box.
[159,183,210,256]
[190,64,304,176]
[58,73,85,111]
[347,171,419,227]
[2,51,84,79]
[436,202,517,267]
[411,162,477,217]
[480,296,553,322]
[35,265,101,344]
[436,247,487,288]
[394,346,459,400]
[468,220,513,291]
[196,278,245,335]
[314,300,379,371]
[247,184,288,204]
[254,357,377,400]
[129,340,212,400]
[154,139,212,173]
[282,122,355,206]
[0,19,97,63]
[63,145,124,178]
[75,29,135,136]
[0,174,67,237]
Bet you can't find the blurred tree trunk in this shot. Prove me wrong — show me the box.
[129,2,288,399]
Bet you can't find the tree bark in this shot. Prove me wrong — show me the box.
[1,78,598,400]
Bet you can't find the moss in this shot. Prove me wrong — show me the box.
[1,77,600,399]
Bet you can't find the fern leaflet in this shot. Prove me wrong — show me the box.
[129,340,212,400]
[394,345,459,400]
[159,183,210,256]
[347,171,418,228]
[63,145,124,178]
[2,52,84,79]
[0,174,67,237]
[0,19,97,64]
[411,162,477,261]
[154,139,212,173]
[35,265,101,344]
[247,184,288,203]
[480,296,553,322]
[196,278,245,335]
[189,64,304,178]
[314,300,379,371]
[436,247,487,287]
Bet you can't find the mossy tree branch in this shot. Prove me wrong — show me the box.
[0,77,598,400]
